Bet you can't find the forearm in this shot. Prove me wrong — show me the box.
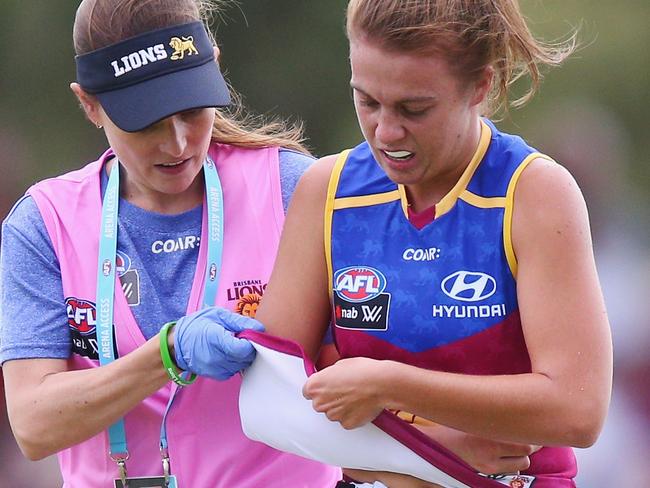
[380,361,601,447]
[344,468,443,488]
[6,336,169,459]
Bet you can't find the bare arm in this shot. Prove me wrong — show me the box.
[303,158,612,447]
[255,155,337,359]
[3,336,169,460]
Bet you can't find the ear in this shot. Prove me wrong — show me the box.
[213,45,221,62]
[70,82,104,127]
[470,66,495,107]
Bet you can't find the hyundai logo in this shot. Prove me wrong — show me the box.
[441,271,496,302]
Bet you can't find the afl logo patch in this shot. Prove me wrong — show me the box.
[66,298,97,334]
[65,297,108,360]
[441,271,496,302]
[334,266,387,303]
[209,263,218,281]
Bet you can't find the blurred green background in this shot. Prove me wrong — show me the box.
[1,1,649,485]
[0,1,648,190]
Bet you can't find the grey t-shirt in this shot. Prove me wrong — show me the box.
[0,149,313,363]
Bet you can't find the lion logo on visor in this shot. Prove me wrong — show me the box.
[169,36,199,60]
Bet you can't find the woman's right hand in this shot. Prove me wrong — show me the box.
[172,306,264,380]
[342,423,539,487]
[343,469,444,487]
[414,422,541,476]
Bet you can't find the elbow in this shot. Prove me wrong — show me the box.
[564,425,599,448]
[559,399,608,448]
[11,422,58,461]
[15,437,54,461]
[565,414,605,448]
[23,448,51,462]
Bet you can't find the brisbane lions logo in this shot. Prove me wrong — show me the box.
[235,293,261,318]
[169,36,199,60]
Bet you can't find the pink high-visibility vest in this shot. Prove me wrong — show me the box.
[29,143,341,488]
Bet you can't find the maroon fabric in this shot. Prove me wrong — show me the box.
[240,330,505,488]
[335,313,531,375]
[407,204,436,229]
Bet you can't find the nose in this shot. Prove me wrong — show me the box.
[374,109,406,146]
[161,115,188,159]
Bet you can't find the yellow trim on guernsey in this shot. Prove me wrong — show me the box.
[396,184,410,218]
[459,191,506,209]
[503,152,555,277]
[324,150,351,300]
[333,190,401,210]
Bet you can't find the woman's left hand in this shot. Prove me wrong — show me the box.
[302,357,388,429]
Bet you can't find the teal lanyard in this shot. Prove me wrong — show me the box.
[200,157,224,307]
[96,158,224,469]
[159,157,224,459]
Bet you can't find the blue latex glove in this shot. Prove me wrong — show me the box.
[173,307,265,381]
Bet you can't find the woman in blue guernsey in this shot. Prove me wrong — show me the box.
[225,0,613,487]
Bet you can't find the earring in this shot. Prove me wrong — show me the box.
[95,121,103,129]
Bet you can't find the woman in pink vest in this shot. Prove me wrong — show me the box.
[0,0,341,486]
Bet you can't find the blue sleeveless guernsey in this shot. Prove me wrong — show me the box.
[325,119,577,485]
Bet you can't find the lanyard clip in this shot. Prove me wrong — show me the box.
[118,459,128,488]
[161,446,171,487]
[110,452,130,488]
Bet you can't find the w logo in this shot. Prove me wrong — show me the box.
[361,305,383,322]
[441,271,496,302]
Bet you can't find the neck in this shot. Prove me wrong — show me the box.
[406,117,482,212]
[108,159,204,214]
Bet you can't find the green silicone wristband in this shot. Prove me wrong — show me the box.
[160,321,197,386]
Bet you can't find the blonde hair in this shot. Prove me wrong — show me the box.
[346,0,577,115]
[73,0,309,153]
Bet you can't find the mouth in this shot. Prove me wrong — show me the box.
[382,149,415,162]
[157,159,187,168]
[154,158,192,173]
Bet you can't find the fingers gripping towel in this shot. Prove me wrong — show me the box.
[238,331,512,488]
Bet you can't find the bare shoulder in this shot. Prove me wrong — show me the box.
[512,156,590,250]
[256,153,341,354]
[516,157,586,214]
[294,154,339,193]
[285,153,340,217]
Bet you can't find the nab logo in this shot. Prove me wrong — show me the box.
[441,271,496,302]
[334,266,387,303]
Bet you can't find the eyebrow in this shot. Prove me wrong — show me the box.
[350,83,438,104]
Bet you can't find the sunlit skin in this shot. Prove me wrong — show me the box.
[69,45,222,215]
[99,107,215,214]
[72,82,216,215]
[350,35,492,211]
